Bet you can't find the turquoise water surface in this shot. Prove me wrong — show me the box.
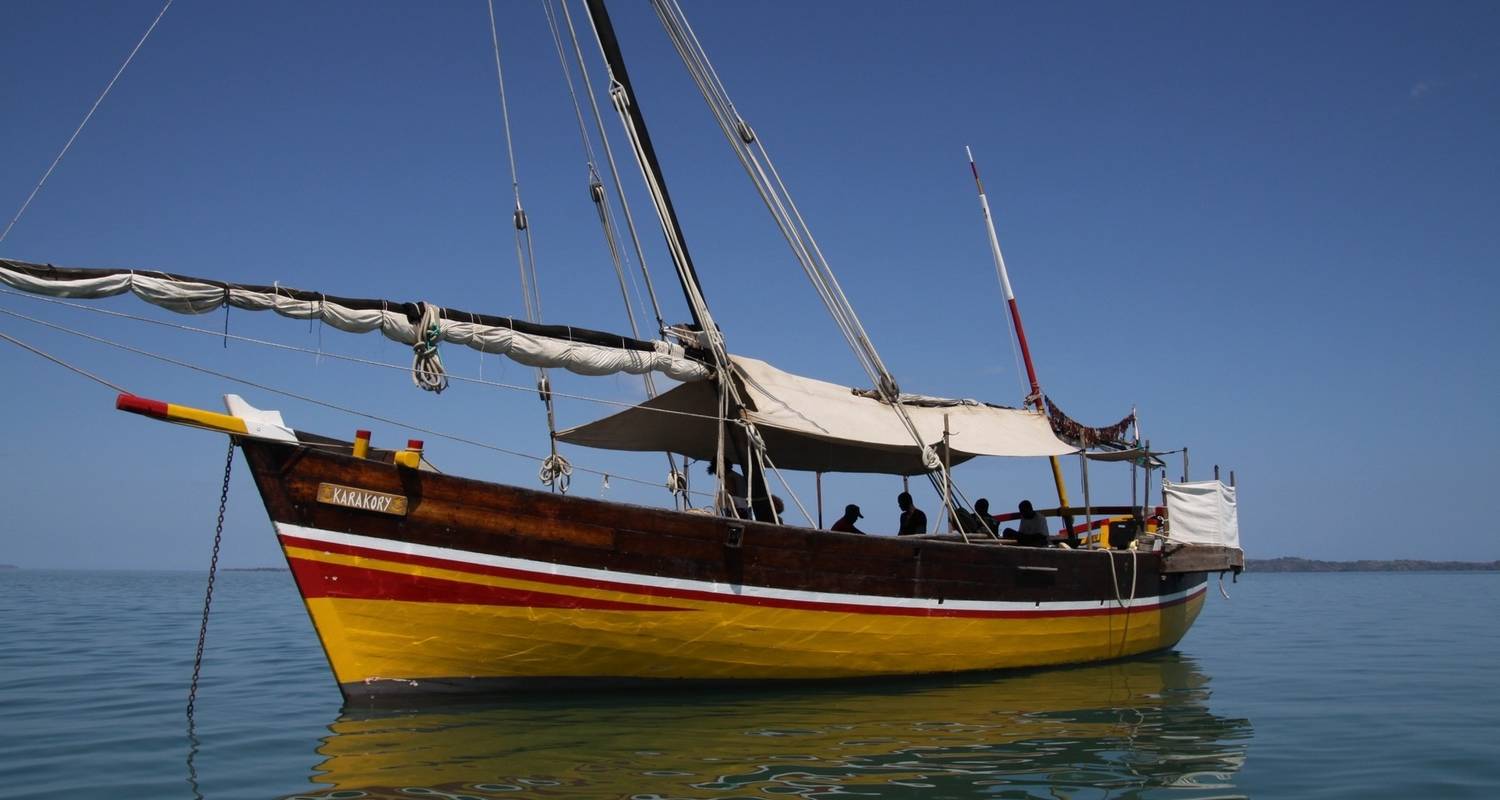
[1,569,1495,799]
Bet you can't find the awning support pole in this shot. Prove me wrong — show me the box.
[1081,450,1094,548]
[1142,439,1152,523]
[942,413,953,533]
[816,471,824,528]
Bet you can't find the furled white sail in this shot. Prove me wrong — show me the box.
[0,259,712,382]
[558,355,1077,475]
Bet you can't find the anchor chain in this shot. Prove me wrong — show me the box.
[186,440,234,725]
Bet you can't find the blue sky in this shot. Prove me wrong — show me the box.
[1,0,1496,568]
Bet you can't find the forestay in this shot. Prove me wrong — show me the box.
[1163,480,1241,549]
[0,259,712,382]
[558,355,1077,475]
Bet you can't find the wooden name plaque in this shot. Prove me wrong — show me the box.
[316,483,408,516]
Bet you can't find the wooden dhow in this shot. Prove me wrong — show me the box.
[1,0,1243,700]
[101,388,1236,697]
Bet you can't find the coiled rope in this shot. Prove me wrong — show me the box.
[539,452,572,493]
[410,302,447,393]
[666,467,688,499]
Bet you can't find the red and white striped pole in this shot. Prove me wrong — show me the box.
[967,146,1042,406]
[966,146,1074,521]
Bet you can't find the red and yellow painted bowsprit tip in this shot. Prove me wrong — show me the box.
[115,392,249,435]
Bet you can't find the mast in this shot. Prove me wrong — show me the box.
[966,147,1074,519]
[583,0,771,518]
[582,0,709,331]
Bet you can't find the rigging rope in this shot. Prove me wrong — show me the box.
[651,0,961,515]
[186,439,233,726]
[0,328,129,393]
[544,0,645,350]
[557,0,669,335]
[544,0,683,504]
[487,0,566,490]
[1,0,175,245]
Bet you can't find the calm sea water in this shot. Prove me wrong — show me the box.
[1,569,1496,799]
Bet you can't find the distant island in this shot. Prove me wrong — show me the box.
[0,564,17,570]
[1249,557,1499,573]
[224,567,289,572]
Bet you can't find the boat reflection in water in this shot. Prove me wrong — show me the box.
[284,652,1250,799]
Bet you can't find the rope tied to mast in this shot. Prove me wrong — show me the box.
[410,302,447,393]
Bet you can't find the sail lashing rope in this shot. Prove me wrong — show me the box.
[486,0,569,491]
[649,0,971,536]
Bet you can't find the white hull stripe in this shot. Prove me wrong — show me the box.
[277,522,1206,614]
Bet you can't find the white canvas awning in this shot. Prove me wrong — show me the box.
[557,355,1077,475]
[1163,480,1240,549]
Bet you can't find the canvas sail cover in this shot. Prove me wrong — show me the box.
[1163,480,1240,549]
[558,356,1077,474]
[0,259,712,382]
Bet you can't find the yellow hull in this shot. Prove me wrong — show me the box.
[281,524,1205,689]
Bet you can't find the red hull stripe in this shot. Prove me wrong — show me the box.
[279,533,1198,619]
[288,555,689,611]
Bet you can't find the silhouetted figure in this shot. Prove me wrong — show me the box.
[830,504,865,534]
[707,461,750,519]
[897,491,928,536]
[973,498,1000,537]
[1002,499,1050,547]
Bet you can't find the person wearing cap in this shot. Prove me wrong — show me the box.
[830,504,865,534]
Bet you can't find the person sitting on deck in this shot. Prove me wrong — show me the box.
[972,498,1000,537]
[706,462,750,519]
[1002,499,1050,547]
[897,491,928,536]
[830,504,865,534]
